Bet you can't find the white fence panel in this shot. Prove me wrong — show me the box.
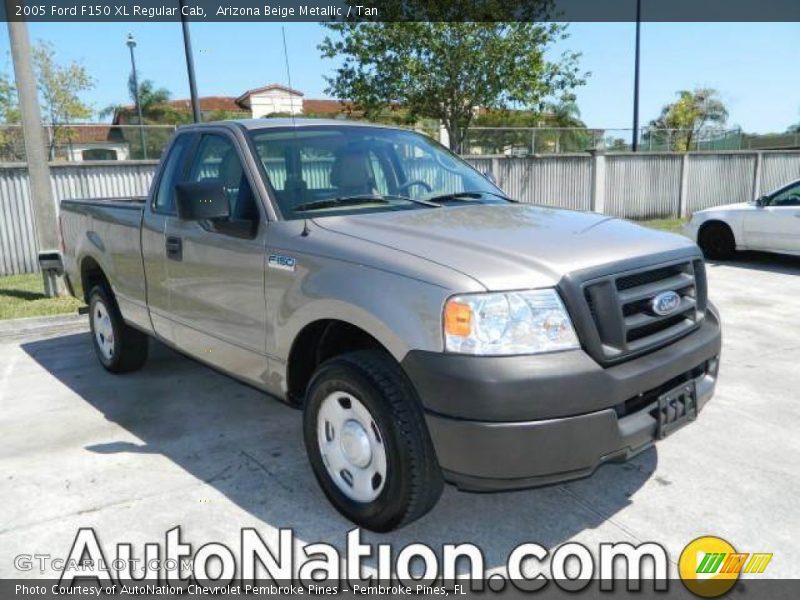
[760,152,800,195]
[685,153,757,213]
[50,161,157,201]
[0,167,36,276]
[492,155,592,211]
[604,154,682,219]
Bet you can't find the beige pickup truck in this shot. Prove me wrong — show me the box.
[60,119,722,531]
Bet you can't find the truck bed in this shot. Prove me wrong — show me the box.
[60,196,150,332]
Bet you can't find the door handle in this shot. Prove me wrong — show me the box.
[165,236,182,261]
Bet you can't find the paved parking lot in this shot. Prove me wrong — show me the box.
[1,252,798,578]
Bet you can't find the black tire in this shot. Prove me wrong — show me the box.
[698,222,736,260]
[88,285,148,373]
[303,350,443,532]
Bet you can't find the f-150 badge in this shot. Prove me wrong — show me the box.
[268,254,297,272]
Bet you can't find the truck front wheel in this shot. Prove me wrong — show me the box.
[88,285,148,373]
[303,350,443,531]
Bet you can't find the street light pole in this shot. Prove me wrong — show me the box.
[632,0,642,152]
[126,33,147,159]
[179,0,201,123]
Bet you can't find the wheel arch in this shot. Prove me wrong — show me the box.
[286,319,395,404]
[698,218,737,245]
[80,255,113,304]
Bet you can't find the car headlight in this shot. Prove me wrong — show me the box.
[443,289,580,355]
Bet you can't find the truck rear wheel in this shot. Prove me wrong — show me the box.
[698,222,735,260]
[88,285,148,373]
[303,350,443,532]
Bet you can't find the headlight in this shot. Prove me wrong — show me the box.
[443,289,579,355]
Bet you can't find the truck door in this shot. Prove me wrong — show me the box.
[163,131,269,386]
[744,181,800,253]
[141,132,193,342]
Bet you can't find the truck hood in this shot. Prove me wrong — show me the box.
[314,204,699,290]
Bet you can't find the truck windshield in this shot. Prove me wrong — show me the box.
[247,125,509,220]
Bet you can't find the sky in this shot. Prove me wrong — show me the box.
[0,21,797,133]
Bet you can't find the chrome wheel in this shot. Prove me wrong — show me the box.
[317,391,387,503]
[92,299,115,361]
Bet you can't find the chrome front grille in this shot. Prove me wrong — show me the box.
[574,259,707,364]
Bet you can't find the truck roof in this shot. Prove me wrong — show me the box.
[179,117,404,132]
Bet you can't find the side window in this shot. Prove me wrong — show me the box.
[153,134,190,213]
[186,134,260,224]
[771,183,800,207]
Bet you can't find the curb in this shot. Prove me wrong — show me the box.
[0,312,88,339]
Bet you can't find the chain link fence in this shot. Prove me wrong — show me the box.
[1,124,798,162]
[461,127,779,155]
[0,124,178,163]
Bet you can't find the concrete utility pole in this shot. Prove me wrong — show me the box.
[7,18,63,296]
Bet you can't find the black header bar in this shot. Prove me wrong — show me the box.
[2,0,799,23]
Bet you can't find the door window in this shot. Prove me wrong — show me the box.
[770,183,800,207]
[185,134,261,231]
[152,134,191,214]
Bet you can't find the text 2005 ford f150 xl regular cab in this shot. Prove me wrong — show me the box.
[61,119,721,531]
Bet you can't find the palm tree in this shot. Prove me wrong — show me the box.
[645,88,728,151]
[542,98,590,152]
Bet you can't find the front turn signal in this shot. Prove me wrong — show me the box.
[444,300,472,337]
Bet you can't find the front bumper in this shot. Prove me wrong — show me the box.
[401,308,721,491]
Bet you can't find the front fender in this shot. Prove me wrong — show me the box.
[690,211,743,247]
[270,258,451,364]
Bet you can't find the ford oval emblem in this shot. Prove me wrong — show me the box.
[651,291,681,316]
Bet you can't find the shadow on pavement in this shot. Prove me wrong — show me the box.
[22,331,656,569]
[706,251,800,275]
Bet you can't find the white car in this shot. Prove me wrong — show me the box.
[684,178,800,259]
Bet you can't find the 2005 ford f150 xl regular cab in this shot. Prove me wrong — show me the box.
[61,119,721,531]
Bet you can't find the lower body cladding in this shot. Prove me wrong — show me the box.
[401,308,721,491]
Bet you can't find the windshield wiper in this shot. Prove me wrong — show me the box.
[293,194,440,213]
[293,195,390,213]
[385,194,442,208]
[425,190,513,204]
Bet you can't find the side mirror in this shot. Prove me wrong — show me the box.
[175,181,230,221]
[483,171,497,185]
[755,195,768,207]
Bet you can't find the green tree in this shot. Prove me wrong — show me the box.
[32,41,94,158]
[646,88,728,151]
[0,72,19,123]
[319,21,586,152]
[127,77,177,122]
[0,72,23,160]
[102,77,184,123]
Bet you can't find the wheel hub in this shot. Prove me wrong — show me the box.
[92,299,115,360]
[316,391,388,503]
[340,419,372,468]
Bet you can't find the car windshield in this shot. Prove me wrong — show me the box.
[248,125,509,219]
